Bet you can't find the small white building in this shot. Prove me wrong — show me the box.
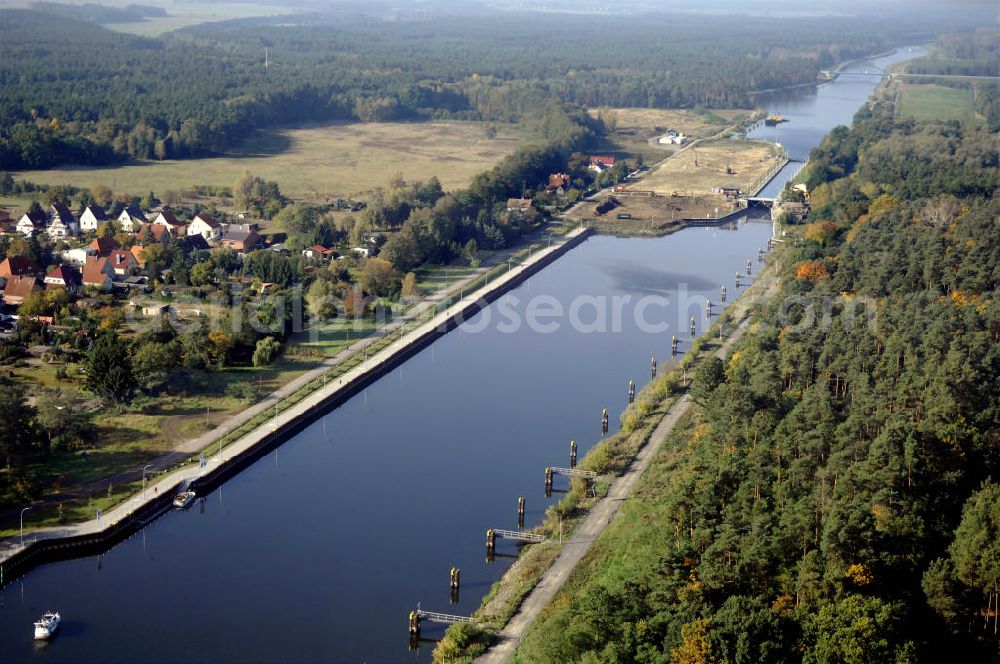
[60,247,97,267]
[79,205,107,232]
[17,210,47,237]
[351,247,371,258]
[189,212,222,241]
[117,206,147,232]
[658,134,688,145]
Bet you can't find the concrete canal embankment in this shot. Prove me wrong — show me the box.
[0,227,594,585]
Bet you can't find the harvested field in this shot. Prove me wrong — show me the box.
[591,107,748,138]
[639,139,781,195]
[14,121,529,201]
[588,107,753,163]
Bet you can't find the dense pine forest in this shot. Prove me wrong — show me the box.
[512,101,1000,662]
[0,5,944,169]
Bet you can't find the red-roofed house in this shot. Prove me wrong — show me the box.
[106,250,140,277]
[302,245,336,260]
[2,275,43,305]
[82,257,113,291]
[45,264,82,293]
[547,173,571,193]
[89,236,122,257]
[588,156,617,173]
[0,255,43,279]
[135,223,172,244]
[189,212,222,241]
[152,207,187,237]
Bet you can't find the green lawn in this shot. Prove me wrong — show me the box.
[896,83,979,123]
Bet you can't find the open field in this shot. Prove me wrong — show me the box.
[104,2,296,36]
[13,121,529,201]
[896,83,980,123]
[640,139,780,195]
[0,0,295,36]
[589,107,753,163]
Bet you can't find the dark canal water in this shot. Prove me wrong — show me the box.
[0,46,923,664]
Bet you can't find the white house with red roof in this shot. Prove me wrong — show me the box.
[106,250,140,277]
[152,207,187,237]
[44,264,82,293]
[588,155,617,173]
[302,245,336,260]
[189,212,222,241]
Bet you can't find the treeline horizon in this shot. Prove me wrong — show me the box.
[0,6,950,169]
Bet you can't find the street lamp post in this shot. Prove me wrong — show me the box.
[20,506,31,548]
[142,464,153,499]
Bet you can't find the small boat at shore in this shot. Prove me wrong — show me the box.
[34,611,60,640]
[173,490,196,509]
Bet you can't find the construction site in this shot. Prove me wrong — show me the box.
[567,138,787,235]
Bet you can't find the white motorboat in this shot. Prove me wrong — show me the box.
[173,490,196,509]
[34,611,60,640]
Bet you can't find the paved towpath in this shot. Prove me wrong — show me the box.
[476,270,778,663]
[1,227,589,562]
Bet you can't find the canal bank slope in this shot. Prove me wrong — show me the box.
[474,262,780,664]
[0,226,594,583]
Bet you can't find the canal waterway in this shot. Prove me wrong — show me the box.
[751,45,927,197]
[0,46,923,664]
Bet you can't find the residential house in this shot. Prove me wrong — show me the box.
[79,204,108,232]
[351,247,370,258]
[133,223,172,245]
[44,265,82,293]
[17,210,46,237]
[506,198,534,215]
[2,275,43,306]
[189,212,222,241]
[60,247,96,267]
[117,206,147,232]
[588,155,617,173]
[0,255,43,280]
[220,224,259,252]
[106,250,140,277]
[547,173,571,193]
[302,245,336,261]
[89,236,122,257]
[152,207,186,237]
[81,257,113,291]
[46,203,80,237]
[178,234,210,256]
[130,245,147,271]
